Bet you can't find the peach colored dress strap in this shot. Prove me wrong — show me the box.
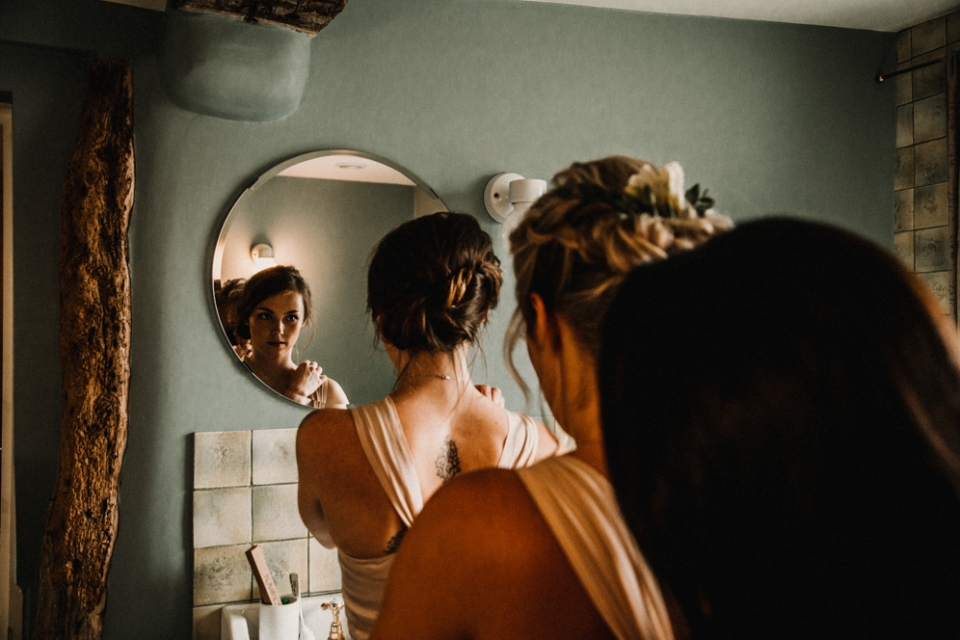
[516,455,673,640]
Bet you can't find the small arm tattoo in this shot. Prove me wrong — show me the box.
[435,436,462,482]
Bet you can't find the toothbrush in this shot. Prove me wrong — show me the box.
[289,573,316,640]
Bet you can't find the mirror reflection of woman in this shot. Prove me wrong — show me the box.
[296,212,563,640]
[235,265,349,409]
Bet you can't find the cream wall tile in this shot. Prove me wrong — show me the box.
[913,94,945,143]
[949,11,960,43]
[915,226,951,272]
[895,147,915,190]
[195,431,251,489]
[896,71,912,106]
[897,28,912,63]
[192,604,222,640]
[253,428,299,485]
[912,48,946,100]
[309,537,342,594]
[894,189,914,232]
[917,271,953,314]
[253,540,309,602]
[893,231,915,270]
[194,487,252,549]
[915,138,948,186]
[896,104,913,147]
[912,17,945,57]
[915,182,948,228]
[194,544,253,606]
[253,484,307,541]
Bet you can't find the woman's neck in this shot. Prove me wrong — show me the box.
[246,351,295,387]
[559,362,608,477]
[393,346,472,393]
[548,319,608,476]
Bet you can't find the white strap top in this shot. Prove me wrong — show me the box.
[308,377,329,409]
[340,396,542,639]
[516,455,673,640]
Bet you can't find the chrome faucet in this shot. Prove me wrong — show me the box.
[321,600,345,640]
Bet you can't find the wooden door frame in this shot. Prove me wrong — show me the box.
[1,101,18,639]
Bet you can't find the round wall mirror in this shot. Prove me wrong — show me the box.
[212,150,447,407]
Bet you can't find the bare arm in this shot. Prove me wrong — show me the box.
[324,376,350,409]
[296,412,335,548]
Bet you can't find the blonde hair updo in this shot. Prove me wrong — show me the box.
[506,155,734,389]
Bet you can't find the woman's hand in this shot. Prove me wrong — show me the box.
[286,360,323,405]
[475,384,504,407]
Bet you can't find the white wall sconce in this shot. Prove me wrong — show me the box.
[250,242,276,272]
[484,173,547,246]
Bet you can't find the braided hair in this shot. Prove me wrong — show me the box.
[368,212,502,354]
[507,155,733,388]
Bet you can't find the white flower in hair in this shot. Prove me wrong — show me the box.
[625,161,687,216]
[662,162,687,215]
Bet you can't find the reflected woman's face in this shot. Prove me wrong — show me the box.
[248,290,306,361]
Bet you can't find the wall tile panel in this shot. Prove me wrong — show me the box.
[194,544,253,606]
[915,182,948,228]
[917,270,953,314]
[894,231,915,269]
[914,225,952,272]
[913,93,946,142]
[894,189,914,232]
[912,48,947,100]
[912,18,946,57]
[914,138,948,186]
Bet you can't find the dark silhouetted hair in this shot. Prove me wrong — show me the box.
[215,278,247,346]
[235,265,313,341]
[601,217,960,639]
[368,212,502,353]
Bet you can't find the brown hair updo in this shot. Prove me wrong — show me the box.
[235,265,314,341]
[368,212,502,353]
[507,155,734,376]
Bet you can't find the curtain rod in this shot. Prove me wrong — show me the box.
[877,57,943,83]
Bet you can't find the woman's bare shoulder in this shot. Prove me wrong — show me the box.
[396,467,553,570]
[296,406,356,453]
[373,466,586,639]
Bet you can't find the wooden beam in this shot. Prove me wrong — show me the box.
[172,0,349,36]
[32,59,133,640]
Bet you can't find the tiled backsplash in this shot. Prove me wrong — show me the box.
[192,428,342,640]
[894,13,958,321]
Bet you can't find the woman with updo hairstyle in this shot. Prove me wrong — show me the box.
[297,212,561,640]
[236,265,348,408]
[372,156,732,640]
[600,217,960,639]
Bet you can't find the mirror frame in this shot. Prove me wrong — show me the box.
[211,149,446,406]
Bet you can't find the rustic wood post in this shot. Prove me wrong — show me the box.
[32,59,133,640]
[172,0,349,36]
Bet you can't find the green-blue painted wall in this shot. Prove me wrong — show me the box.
[1,0,895,637]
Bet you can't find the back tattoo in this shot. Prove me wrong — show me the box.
[435,436,462,482]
